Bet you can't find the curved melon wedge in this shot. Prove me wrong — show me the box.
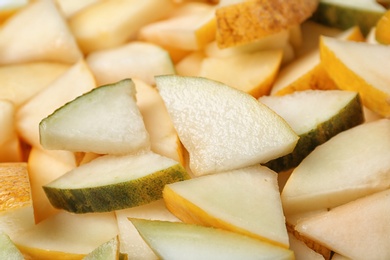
[44,152,190,213]
[281,119,390,215]
[155,75,299,176]
[320,36,390,117]
[259,90,364,172]
[163,165,289,248]
[131,219,295,260]
[39,78,150,156]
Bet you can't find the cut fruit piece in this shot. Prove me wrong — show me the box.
[44,151,190,213]
[27,147,76,223]
[115,200,180,260]
[83,236,119,260]
[0,163,35,240]
[281,119,390,215]
[288,233,326,260]
[295,189,390,260]
[259,90,364,172]
[16,59,96,149]
[271,25,364,96]
[0,62,69,108]
[134,79,184,165]
[138,2,216,51]
[199,50,282,98]
[320,36,390,117]
[375,9,390,44]
[131,219,294,260]
[0,232,24,260]
[69,0,175,54]
[0,0,82,64]
[215,0,318,48]
[39,78,150,156]
[14,211,119,259]
[163,165,289,248]
[310,0,386,36]
[86,42,175,86]
[155,75,299,176]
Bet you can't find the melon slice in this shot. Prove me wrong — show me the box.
[39,78,150,155]
[44,151,190,213]
[259,90,364,172]
[155,75,299,176]
[281,119,390,215]
[131,219,295,260]
[163,165,289,248]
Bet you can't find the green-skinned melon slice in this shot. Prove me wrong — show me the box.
[39,78,150,155]
[259,89,364,172]
[43,152,190,213]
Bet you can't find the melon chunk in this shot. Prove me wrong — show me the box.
[131,219,295,260]
[39,78,150,155]
[281,119,390,215]
[163,165,289,248]
[155,75,299,176]
[44,152,190,213]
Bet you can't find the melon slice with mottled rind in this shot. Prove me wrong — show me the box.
[44,151,190,213]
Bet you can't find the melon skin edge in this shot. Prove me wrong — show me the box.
[264,93,364,172]
[43,164,189,214]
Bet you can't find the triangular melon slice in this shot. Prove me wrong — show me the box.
[259,89,364,172]
[39,78,150,155]
[163,165,289,248]
[44,151,190,213]
[281,119,390,215]
[131,219,295,260]
[320,36,390,117]
[0,0,82,64]
[295,189,390,259]
[155,75,299,176]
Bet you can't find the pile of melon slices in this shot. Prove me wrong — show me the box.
[1,0,390,259]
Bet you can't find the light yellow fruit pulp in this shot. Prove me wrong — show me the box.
[69,0,175,54]
[320,36,390,117]
[139,2,217,51]
[199,50,282,98]
[375,10,390,44]
[134,79,185,165]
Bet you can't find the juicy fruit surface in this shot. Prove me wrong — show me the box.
[260,90,364,172]
[320,36,390,117]
[163,165,289,248]
[156,75,299,176]
[39,78,150,155]
[281,119,390,215]
[131,219,295,260]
